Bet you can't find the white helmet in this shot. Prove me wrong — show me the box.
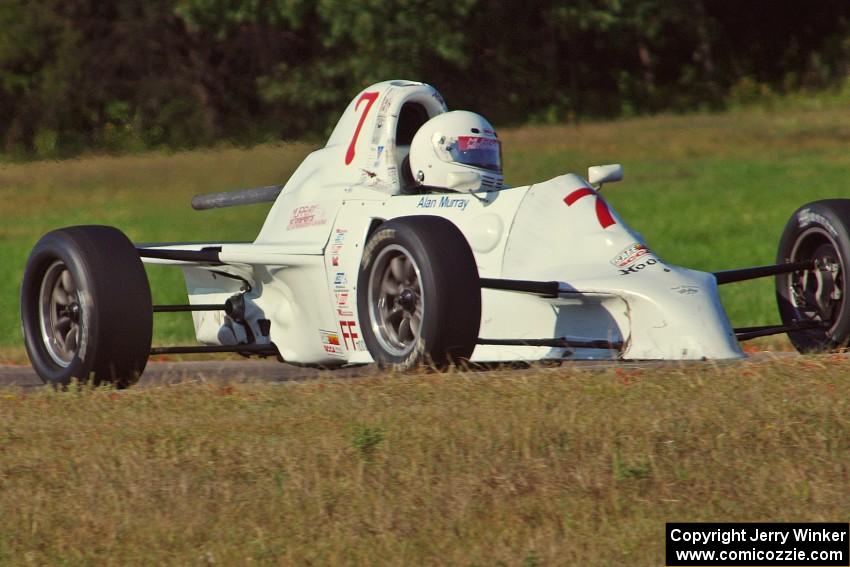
[409,110,503,192]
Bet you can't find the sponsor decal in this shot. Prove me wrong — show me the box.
[457,136,499,151]
[287,204,327,230]
[335,291,353,317]
[334,272,347,287]
[386,165,398,185]
[339,320,361,350]
[431,90,446,109]
[619,258,659,275]
[670,285,699,295]
[370,95,393,145]
[331,229,347,267]
[611,243,650,268]
[416,195,469,211]
[320,329,345,357]
[797,208,838,237]
[373,145,384,167]
[378,93,393,115]
[564,187,616,229]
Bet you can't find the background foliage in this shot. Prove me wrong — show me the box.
[1,0,849,157]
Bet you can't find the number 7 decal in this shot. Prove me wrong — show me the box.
[564,187,616,229]
[345,91,379,165]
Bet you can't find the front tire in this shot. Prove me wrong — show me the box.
[357,216,481,370]
[776,200,850,352]
[21,226,153,387]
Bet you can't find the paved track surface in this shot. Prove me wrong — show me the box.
[0,360,384,388]
[0,352,803,389]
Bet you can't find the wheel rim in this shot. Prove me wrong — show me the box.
[787,228,844,335]
[38,261,82,367]
[367,244,425,357]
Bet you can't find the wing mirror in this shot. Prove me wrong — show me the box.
[588,164,623,189]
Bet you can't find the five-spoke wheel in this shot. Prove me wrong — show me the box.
[368,245,425,357]
[39,261,83,367]
[21,226,153,386]
[357,216,481,370]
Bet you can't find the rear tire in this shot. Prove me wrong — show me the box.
[21,226,152,387]
[776,200,850,352]
[357,216,481,370]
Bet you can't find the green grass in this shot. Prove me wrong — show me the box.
[0,358,848,565]
[2,101,850,362]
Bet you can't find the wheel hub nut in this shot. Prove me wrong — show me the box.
[399,289,416,312]
[69,303,81,323]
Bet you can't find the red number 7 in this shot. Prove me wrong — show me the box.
[345,91,379,165]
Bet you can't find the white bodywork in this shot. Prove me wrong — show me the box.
[143,80,744,365]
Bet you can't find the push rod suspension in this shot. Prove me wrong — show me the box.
[149,344,277,355]
[476,337,623,350]
[479,278,560,298]
[714,259,815,285]
[153,304,224,313]
[733,320,824,341]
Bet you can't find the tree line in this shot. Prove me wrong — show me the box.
[1,0,848,157]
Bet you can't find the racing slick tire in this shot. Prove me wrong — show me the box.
[357,216,481,370]
[21,225,152,387]
[776,199,850,352]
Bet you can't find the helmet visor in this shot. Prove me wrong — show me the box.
[449,136,502,172]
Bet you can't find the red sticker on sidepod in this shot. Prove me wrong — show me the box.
[287,204,327,230]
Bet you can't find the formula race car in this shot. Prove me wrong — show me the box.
[20,80,850,387]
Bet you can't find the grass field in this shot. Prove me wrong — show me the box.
[2,99,850,363]
[0,357,849,565]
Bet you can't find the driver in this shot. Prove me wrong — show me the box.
[407,110,504,193]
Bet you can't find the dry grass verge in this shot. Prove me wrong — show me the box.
[0,356,848,565]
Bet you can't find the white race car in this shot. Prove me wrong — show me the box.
[20,80,850,387]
